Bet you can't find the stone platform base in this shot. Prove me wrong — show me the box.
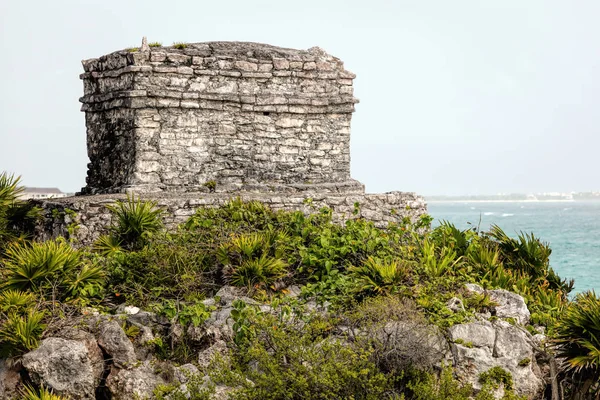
[34,191,427,246]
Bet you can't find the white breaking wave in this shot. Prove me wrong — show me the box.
[502,213,514,217]
[483,212,495,216]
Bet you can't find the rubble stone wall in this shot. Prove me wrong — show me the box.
[34,192,427,247]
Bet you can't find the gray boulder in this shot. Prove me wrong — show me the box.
[372,320,449,370]
[106,361,165,400]
[488,289,530,325]
[198,340,229,369]
[22,337,103,399]
[97,320,137,368]
[465,284,530,325]
[449,320,544,398]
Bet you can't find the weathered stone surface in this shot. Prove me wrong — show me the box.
[97,320,137,368]
[448,320,544,398]
[465,284,531,325]
[106,362,165,400]
[22,337,102,399]
[80,41,359,195]
[0,360,22,400]
[488,289,531,325]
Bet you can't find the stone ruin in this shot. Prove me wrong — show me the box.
[36,40,426,244]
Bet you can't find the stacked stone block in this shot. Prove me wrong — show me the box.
[80,42,360,194]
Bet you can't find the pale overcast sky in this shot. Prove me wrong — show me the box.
[1,1,599,196]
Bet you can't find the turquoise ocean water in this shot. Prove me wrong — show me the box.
[427,201,600,293]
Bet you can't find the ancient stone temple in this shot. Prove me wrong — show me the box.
[35,40,426,245]
[80,41,360,195]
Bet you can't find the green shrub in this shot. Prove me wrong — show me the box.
[478,366,513,390]
[221,311,394,399]
[173,42,188,49]
[227,255,287,291]
[149,42,162,47]
[0,289,37,314]
[0,172,41,249]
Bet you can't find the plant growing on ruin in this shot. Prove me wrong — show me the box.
[105,194,164,250]
[173,42,188,49]
[149,41,162,47]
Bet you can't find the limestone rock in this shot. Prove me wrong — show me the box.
[106,362,165,400]
[465,284,531,325]
[22,337,102,399]
[97,320,137,368]
[198,340,229,369]
[488,289,530,325]
[448,320,544,398]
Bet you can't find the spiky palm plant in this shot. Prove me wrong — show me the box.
[106,194,164,250]
[227,254,287,290]
[0,289,37,314]
[489,225,573,294]
[431,221,472,257]
[350,257,410,296]
[20,385,66,400]
[2,239,82,292]
[0,172,41,249]
[92,234,123,257]
[420,239,462,278]
[554,291,600,397]
[0,308,46,356]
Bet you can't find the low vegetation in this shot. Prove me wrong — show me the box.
[1,171,600,398]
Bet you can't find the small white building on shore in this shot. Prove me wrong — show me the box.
[19,187,69,200]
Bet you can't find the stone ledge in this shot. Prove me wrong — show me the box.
[34,191,427,246]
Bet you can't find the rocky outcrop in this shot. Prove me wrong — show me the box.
[5,284,550,399]
[450,285,545,398]
[97,320,137,368]
[21,337,103,399]
[465,283,531,325]
[106,361,166,400]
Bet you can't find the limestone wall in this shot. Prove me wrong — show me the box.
[34,192,427,247]
[80,42,359,194]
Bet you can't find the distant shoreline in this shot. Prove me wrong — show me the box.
[427,199,580,203]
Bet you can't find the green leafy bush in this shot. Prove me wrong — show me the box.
[221,311,394,399]
[2,239,104,302]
